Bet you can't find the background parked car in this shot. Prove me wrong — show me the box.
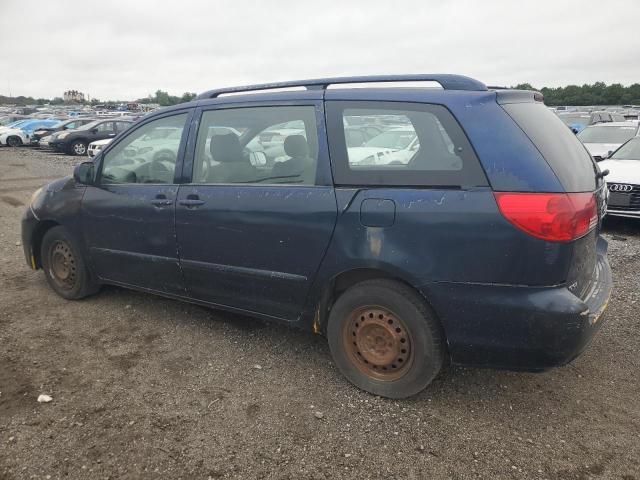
[31,118,96,146]
[87,138,113,157]
[0,119,60,147]
[598,137,640,218]
[49,119,133,156]
[558,111,625,133]
[577,121,640,160]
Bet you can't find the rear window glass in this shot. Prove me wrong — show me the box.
[503,103,596,192]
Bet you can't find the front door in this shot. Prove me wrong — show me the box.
[81,111,191,295]
[175,101,337,320]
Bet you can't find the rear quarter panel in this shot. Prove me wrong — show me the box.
[307,187,573,312]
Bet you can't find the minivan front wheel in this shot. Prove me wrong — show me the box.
[327,279,445,399]
[70,141,87,156]
[41,226,98,299]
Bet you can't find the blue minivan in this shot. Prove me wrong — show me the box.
[22,75,612,398]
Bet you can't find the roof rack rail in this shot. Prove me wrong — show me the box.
[196,74,487,99]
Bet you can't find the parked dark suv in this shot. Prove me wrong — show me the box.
[22,75,612,398]
[48,119,133,156]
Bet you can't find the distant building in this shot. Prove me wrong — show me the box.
[63,90,85,103]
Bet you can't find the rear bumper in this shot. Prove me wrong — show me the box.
[421,237,613,370]
[607,208,640,219]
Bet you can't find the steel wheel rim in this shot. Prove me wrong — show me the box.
[74,143,86,155]
[343,306,413,381]
[49,240,77,290]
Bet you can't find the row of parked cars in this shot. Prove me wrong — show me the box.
[551,107,640,219]
[0,116,135,155]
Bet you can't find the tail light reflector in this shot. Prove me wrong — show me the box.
[494,192,597,242]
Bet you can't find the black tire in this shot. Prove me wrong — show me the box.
[327,279,445,399]
[70,140,87,156]
[6,136,22,147]
[40,226,99,299]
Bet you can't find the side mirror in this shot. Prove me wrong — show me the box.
[249,151,267,166]
[606,150,613,159]
[73,161,95,185]
[91,128,98,134]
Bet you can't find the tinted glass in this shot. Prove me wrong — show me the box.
[578,125,638,144]
[100,113,187,184]
[95,122,114,132]
[327,101,486,187]
[611,138,640,160]
[192,106,318,185]
[503,102,596,192]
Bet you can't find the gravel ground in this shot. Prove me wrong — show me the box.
[1,147,639,480]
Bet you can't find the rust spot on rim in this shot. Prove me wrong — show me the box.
[343,306,413,381]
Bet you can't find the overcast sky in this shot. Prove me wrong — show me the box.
[1,0,639,100]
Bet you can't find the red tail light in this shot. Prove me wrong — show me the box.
[494,192,598,242]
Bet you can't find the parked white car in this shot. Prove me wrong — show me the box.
[88,138,113,157]
[0,128,31,147]
[599,137,640,219]
[577,121,640,161]
[347,127,419,165]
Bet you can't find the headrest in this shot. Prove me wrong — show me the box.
[283,135,309,159]
[210,133,242,163]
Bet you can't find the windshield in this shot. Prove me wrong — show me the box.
[559,115,590,127]
[578,125,638,144]
[611,138,640,160]
[364,130,416,149]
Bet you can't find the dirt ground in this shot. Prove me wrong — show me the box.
[0,147,639,480]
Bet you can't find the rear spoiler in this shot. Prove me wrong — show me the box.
[492,89,545,104]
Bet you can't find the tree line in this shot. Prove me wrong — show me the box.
[2,83,640,107]
[0,90,197,107]
[513,82,640,106]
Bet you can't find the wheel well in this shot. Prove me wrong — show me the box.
[31,220,60,269]
[316,268,414,331]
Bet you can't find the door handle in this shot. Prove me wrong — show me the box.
[178,198,205,207]
[151,194,173,207]
[151,199,173,206]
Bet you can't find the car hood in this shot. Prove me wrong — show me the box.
[583,143,623,158]
[90,138,113,147]
[598,159,640,185]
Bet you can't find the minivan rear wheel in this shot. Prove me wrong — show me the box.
[327,279,445,399]
[41,226,98,299]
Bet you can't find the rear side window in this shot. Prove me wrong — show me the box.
[192,106,319,185]
[326,101,487,187]
[502,103,596,192]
